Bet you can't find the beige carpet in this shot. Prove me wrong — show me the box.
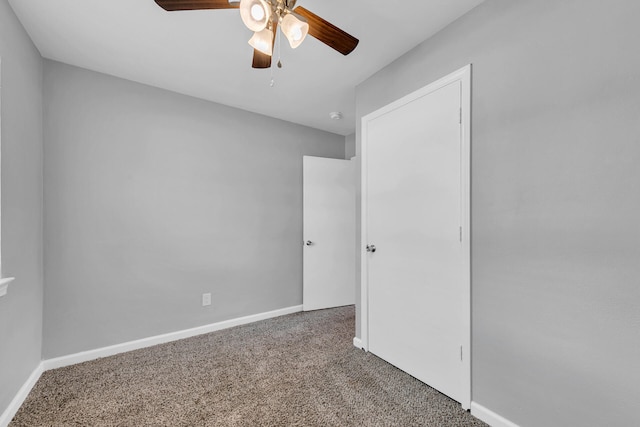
[12,306,485,426]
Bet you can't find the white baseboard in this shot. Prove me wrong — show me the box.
[42,305,303,371]
[353,337,364,350]
[0,362,44,427]
[471,402,519,427]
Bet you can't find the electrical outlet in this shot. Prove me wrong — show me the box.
[202,293,212,307]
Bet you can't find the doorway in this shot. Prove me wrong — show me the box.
[303,156,355,311]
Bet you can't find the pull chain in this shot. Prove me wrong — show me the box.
[269,24,276,87]
[270,65,275,87]
[269,11,285,87]
[277,23,282,69]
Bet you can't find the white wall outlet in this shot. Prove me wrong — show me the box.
[202,293,212,307]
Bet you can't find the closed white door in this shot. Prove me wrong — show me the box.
[303,156,355,311]
[363,67,470,406]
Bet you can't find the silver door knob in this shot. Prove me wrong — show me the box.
[305,241,314,246]
[366,244,376,253]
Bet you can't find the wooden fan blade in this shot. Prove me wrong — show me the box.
[252,50,272,69]
[252,23,278,69]
[293,6,359,56]
[154,0,239,11]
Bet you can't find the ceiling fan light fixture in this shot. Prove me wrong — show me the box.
[251,4,265,20]
[281,13,309,49]
[240,0,272,32]
[248,28,274,56]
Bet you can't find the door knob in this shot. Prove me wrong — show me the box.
[366,244,376,253]
[305,241,314,246]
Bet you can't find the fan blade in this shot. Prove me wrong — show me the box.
[252,23,278,69]
[252,50,271,69]
[154,0,239,11]
[293,6,359,55]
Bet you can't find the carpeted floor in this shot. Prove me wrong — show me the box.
[11,306,485,426]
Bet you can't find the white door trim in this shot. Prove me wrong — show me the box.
[360,64,471,409]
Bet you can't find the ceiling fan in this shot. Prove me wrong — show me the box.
[154,0,359,69]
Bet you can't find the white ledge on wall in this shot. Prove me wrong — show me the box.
[0,277,15,297]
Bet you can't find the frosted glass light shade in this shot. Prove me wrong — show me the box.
[281,13,308,49]
[248,28,274,56]
[240,0,271,32]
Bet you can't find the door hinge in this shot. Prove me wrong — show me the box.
[460,345,463,361]
[459,226,462,242]
[459,108,462,124]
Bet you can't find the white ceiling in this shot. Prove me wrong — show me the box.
[9,0,483,135]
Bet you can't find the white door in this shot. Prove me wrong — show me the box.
[362,66,471,407]
[303,156,355,311]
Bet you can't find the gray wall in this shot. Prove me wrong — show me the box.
[43,61,344,358]
[344,133,355,159]
[355,1,640,426]
[0,0,44,416]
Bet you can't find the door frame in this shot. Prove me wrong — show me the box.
[360,64,471,409]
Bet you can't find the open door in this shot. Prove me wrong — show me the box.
[303,156,355,311]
